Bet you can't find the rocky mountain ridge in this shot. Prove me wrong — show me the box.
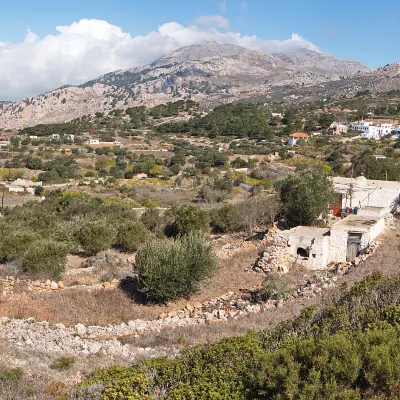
[0,42,397,129]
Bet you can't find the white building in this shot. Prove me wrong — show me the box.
[65,134,75,141]
[288,132,309,146]
[350,121,393,139]
[332,176,400,213]
[88,138,100,145]
[278,209,387,269]
[51,134,61,140]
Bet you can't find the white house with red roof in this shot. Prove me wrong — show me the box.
[288,132,309,146]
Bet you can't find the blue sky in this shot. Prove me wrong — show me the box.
[0,0,398,100]
[1,0,398,66]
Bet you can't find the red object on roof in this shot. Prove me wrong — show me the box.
[289,132,309,138]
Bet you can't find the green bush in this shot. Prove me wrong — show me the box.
[167,205,210,236]
[277,169,335,226]
[51,356,76,371]
[22,240,69,279]
[211,196,280,233]
[116,221,150,252]
[74,273,400,399]
[140,208,166,234]
[77,221,116,255]
[0,229,41,262]
[34,185,45,196]
[135,235,217,303]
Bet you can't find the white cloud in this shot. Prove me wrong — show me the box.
[219,0,227,13]
[241,1,248,11]
[195,15,230,29]
[0,19,319,100]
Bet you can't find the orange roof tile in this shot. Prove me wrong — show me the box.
[289,132,309,138]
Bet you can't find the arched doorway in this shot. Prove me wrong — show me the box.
[297,247,309,258]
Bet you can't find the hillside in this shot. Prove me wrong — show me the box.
[0,42,372,129]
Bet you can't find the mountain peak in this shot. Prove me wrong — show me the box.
[152,41,249,66]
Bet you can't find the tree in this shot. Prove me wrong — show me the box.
[168,205,210,236]
[135,235,217,303]
[77,221,116,255]
[277,170,335,226]
[116,221,150,252]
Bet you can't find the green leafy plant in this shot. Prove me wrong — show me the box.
[135,235,217,303]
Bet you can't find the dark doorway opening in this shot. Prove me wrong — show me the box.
[297,247,309,258]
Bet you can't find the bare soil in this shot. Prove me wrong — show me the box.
[0,247,261,326]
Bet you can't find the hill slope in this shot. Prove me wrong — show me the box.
[0,42,382,129]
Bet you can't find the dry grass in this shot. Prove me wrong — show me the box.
[0,247,261,327]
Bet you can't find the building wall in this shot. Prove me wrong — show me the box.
[328,218,385,263]
[286,234,330,270]
[341,187,399,211]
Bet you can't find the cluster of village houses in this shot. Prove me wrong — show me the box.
[278,175,400,270]
[288,120,400,146]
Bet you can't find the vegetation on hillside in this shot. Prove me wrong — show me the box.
[72,272,400,399]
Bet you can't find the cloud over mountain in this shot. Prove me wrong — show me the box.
[0,18,319,100]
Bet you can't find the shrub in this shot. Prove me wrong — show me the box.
[0,229,41,262]
[252,276,291,302]
[135,235,217,303]
[34,185,45,196]
[116,221,150,252]
[22,239,69,279]
[167,205,210,236]
[51,356,76,371]
[77,221,116,255]
[211,196,280,233]
[140,208,166,233]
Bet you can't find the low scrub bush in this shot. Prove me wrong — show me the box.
[22,239,69,279]
[51,356,76,371]
[116,221,150,252]
[166,205,210,236]
[135,235,217,303]
[77,221,116,255]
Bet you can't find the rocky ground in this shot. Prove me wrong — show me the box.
[0,218,399,398]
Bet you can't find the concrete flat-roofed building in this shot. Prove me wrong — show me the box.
[278,226,331,269]
[332,175,400,213]
[278,212,386,270]
[329,214,385,263]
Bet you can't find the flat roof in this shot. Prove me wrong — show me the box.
[332,176,400,190]
[279,226,330,239]
[331,215,380,230]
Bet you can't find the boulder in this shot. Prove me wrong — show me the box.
[75,323,87,335]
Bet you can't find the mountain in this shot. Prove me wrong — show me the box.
[0,41,386,129]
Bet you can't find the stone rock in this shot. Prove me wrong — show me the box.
[58,281,64,289]
[87,342,102,355]
[103,282,111,289]
[50,281,58,290]
[75,323,87,335]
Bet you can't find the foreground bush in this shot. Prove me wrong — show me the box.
[22,240,69,279]
[73,273,400,399]
[135,235,217,303]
